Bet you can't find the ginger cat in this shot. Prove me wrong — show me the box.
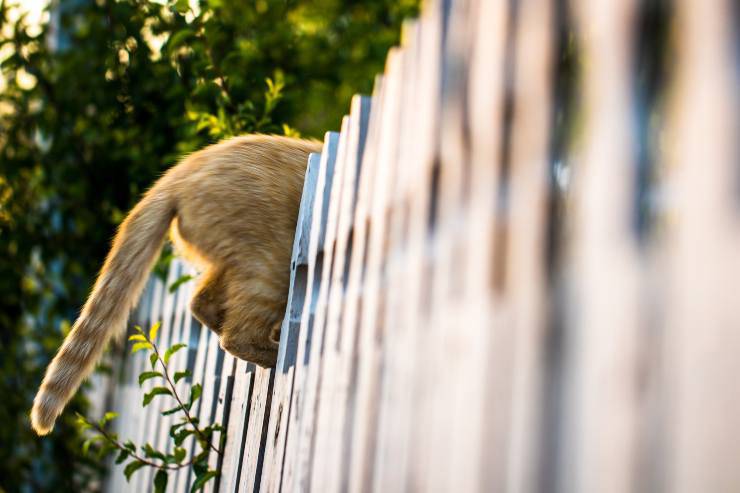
[31,134,321,436]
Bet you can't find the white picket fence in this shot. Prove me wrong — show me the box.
[95,0,740,491]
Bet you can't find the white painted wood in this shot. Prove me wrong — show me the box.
[282,132,340,492]
[237,367,274,493]
[219,361,256,493]
[661,1,740,491]
[311,95,372,493]
[260,151,322,493]
[562,1,641,492]
[136,263,182,492]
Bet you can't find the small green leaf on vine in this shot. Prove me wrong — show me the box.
[174,369,191,383]
[149,321,161,341]
[164,343,187,364]
[124,460,146,482]
[138,371,163,386]
[132,341,153,354]
[143,387,172,407]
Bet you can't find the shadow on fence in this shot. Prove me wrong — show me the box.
[96,0,739,491]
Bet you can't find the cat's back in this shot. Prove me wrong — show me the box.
[170,134,320,261]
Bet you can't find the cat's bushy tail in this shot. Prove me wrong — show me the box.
[31,178,176,435]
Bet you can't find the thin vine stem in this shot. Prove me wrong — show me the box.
[147,335,222,456]
[86,419,194,471]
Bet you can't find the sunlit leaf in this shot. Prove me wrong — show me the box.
[132,342,153,354]
[164,343,187,364]
[149,321,161,341]
[187,383,202,410]
[138,371,163,386]
[143,387,172,407]
[174,369,191,383]
[124,460,146,482]
[169,274,193,293]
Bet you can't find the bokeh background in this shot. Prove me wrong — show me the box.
[0,0,417,490]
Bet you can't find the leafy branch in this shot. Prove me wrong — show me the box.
[76,322,222,493]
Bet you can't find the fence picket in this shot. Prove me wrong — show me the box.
[259,151,322,492]
[281,132,340,492]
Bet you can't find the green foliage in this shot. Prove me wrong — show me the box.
[77,323,221,492]
[0,0,417,489]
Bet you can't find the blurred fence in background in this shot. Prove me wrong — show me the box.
[93,0,739,491]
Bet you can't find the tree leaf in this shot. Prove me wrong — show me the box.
[174,369,191,383]
[128,334,147,342]
[124,440,137,453]
[132,341,153,354]
[173,0,189,14]
[169,421,188,437]
[143,387,172,407]
[161,405,182,416]
[150,352,158,368]
[98,411,119,427]
[115,449,130,465]
[190,470,218,492]
[124,460,146,482]
[149,321,161,341]
[81,435,103,456]
[138,371,163,386]
[173,446,187,463]
[154,469,168,493]
[168,274,193,293]
[167,28,194,55]
[98,441,117,459]
[187,383,202,410]
[143,443,167,461]
[174,428,195,446]
[164,343,187,364]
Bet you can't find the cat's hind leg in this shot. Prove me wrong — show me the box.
[190,267,227,334]
[217,274,285,367]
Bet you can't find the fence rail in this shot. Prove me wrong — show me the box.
[96,0,739,491]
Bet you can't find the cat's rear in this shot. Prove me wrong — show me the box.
[31,135,320,435]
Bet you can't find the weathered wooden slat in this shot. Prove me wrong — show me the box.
[218,361,256,493]
[173,319,209,493]
[180,327,225,491]
[499,0,553,491]
[369,30,417,493]
[310,95,372,493]
[661,1,740,491]
[205,353,235,493]
[259,151,322,493]
[464,0,511,489]
[328,81,383,493]
[281,132,340,492]
[105,278,158,493]
[562,1,641,492]
[301,115,352,493]
[347,45,405,492]
[375,2,444,490]
[237,367,274,493]
[136,263,183,492]
[159,264,196,493]
[289,123,349,493]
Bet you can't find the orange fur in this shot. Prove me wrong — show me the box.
[31,134,321,435]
